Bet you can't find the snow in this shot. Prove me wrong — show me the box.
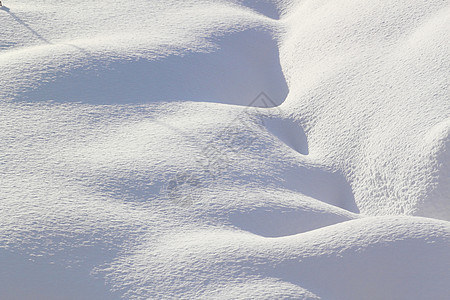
[1,0,449,299]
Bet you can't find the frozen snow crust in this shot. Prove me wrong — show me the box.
[1,0,449,299]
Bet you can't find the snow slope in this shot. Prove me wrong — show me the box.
[1,0,449,299]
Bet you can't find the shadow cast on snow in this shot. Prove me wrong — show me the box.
[1,6,50,44]
[17,29,289,107]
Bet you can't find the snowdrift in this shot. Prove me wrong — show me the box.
[1,0,449,299]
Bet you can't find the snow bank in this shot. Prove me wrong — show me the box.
[1,0,449,299]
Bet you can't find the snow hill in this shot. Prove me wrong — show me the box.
[1,0,449,299]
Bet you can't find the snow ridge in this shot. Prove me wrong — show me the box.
[1,0,449,299]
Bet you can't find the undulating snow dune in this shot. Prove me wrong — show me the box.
[1,0,449,299]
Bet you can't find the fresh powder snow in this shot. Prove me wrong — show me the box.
[0,0,449,299]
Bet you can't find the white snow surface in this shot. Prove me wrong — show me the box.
[1,0,449,299]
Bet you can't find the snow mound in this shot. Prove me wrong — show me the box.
[1,0,449,299]
[0,1,288,106]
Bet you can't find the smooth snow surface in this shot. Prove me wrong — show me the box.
[1,0,449,299]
